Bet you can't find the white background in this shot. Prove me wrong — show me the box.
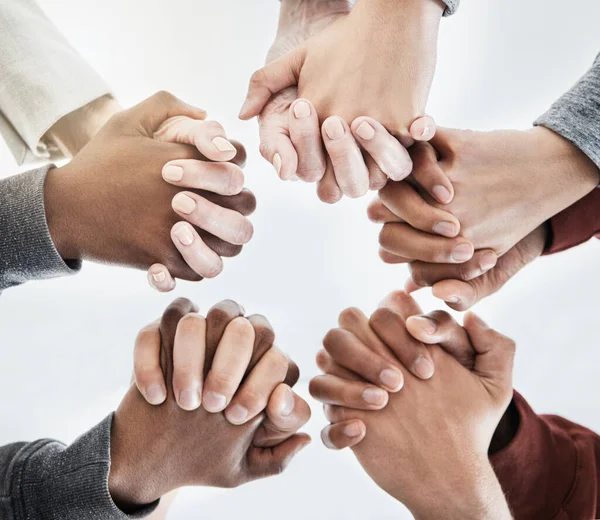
[1,1,599,518]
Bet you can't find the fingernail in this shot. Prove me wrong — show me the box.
[480,252,497,272]
[433,221,457,238]
[172,223,194,246]
[280,387,295,416]
[413,356,434,379]
[356,121,375,140]
[293,100,311,119]
[421,125,431,138]
[172,193,196,214]
[179,389,200,410]
[146,384,166,405]
[445,296,460,304]
[203,391,227,412]
[227,404,248,424]
[289,174,300,182]
[362,387,387,406]
[344,422,363,438]
[212,137,236,153]
[324,118,345,140]
[379,368,403,391]
[152,271,166,284]
[432,185,452,204]
[452,243,473,262]
[410,316,437,335]
[163,164,184,182]
[273,153,282,176]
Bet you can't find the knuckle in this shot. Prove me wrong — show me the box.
[177,313,205,334]
[249,69,266,88]
[457,262,476,282]
[378,225,394,249]
[206,120,225,133]
[322,328,345,354]
[237,387,267,410]
[408,264,429,287]
[210,370,240,389]
[258,142,273,162]
[370,307,400,332]
[338,307,363,327]
[315,349,330,371]
[154,90,176,105]
[428,310,452,325]
[226,168,245,195]
[251,320,275,348]
[227,316,255,340]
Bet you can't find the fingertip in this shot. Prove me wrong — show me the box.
[412,355,435,380]
[410,115,437,142]
[405,277,422,294]
[147,265,176,292]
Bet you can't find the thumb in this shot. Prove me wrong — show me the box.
[463,312,515,392]
[126,91,207,134]
[246,434,311,480]
[239,46,307,120]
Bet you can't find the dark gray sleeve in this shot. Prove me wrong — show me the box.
[535,52,600,170]
[0,414,158,519]
[0,165,81,292]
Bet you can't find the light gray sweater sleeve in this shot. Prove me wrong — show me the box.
[442,0,459,16]
[0,165,81,292]
[535,52,600,170]
[0,414,158,519]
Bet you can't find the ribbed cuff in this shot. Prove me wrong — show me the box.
[10,414,158,520]
[0,166,81,291]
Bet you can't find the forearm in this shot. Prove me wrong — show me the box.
[0,166,80,292]
[0,415,157,519]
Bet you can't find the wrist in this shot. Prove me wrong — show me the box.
[489,399,520,455]
[278,0,353,32]
[109,400,162,511]
[44,166,82,261]
[410,461,512,520]
[44,96,122,157]
[532,126,600,188]
[353,0,444,27]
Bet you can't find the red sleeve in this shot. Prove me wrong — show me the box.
[544,189,600,255]
[490,392,600,519]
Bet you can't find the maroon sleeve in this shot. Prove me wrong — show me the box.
[544,189,600,255]
[490,392,600,519]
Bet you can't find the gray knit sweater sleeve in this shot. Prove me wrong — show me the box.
[442,0,459,16]
[0,414,158,519]
[536,52,600,170]
[0,165,81,292]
